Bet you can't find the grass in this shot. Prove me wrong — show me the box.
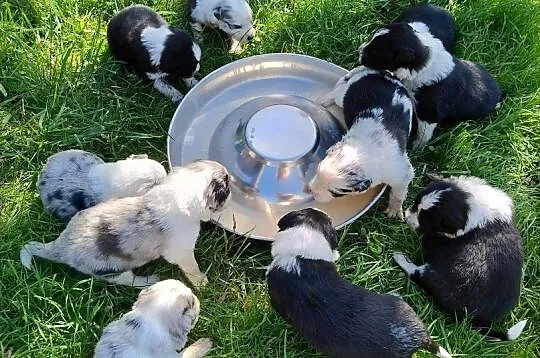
[0,0,539,356]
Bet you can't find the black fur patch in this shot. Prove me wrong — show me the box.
[96,222,132,260]
[277,208,338,251]
[47,189,64,202]
[125,317,141,329]
[205,173,231,212]
[70,191,89,211]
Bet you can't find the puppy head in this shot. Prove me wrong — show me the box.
[212,0,255,43]
[309,142,372,203]
[183,160,231,218]
[160,31,201,78]
[272,208,340,263]
[405,180,469,237]
[359,23,428,72]
[133,279,200,340]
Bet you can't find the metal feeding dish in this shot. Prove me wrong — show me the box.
[168,53,386,240]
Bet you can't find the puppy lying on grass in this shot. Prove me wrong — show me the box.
[94,279,212,358]
[37,150,166,222]
[359,4,504,148]
[267,208,452,358]
[188,0,256,53]
[108,4,201,103]
[312,66,415,218]
[394,175,526,340]
[22,160,231,287]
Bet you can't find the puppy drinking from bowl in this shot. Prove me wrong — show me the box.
[312,66,415,218]
[188,0,256,53]
[394,175,526,340]
[21,160,231,287]
[37,150,166,222]
[94,279,212,358]
[107,4,201,103]
[358,6,504,148]
[266,208,452,358]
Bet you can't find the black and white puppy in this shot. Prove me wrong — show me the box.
[358,7,504,148]
[37,150,167,222]
[21,160,231,287]
[312,66,415,218]
[267,208,451,358]
[394,175,526,340]
[94,279,212,358]
[188,0,255,52]
[107,4,201,103]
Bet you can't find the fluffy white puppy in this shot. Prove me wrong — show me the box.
[37,150,167,222]
[311,67,415,218]
[22,160,231,287]
[188,0,255,52]
[94,279,213,358]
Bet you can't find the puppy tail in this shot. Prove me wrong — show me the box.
[426,340,452,358]
[474,319,527,341]
[20,241,58,269]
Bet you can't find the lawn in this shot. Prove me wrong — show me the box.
[1,0,539,356]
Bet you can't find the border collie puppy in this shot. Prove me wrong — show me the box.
[37,150,167,222]
[267,208,452,358]
[21,160,231,287]
[188,0,255,52]
[358,9,503,148]
[94,279,212,358]
[312,66,415,218]
[107,4,201,103]
[393,175,526,340]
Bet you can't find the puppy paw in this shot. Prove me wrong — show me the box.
[392,252,417,276]
[228,38,243,54]
[190,273,208,287]
[172,93,184,105]
[384,205,404,219]
[182,338,213,358]
[20,243,38,269]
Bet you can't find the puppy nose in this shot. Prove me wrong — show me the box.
[246,34,254,42]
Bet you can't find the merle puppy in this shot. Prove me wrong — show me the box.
[393,175,526,340]
[267,208,451,358]
[358,6,503,148]
[311,66,415,218]
[107,4,201,103]
[21,160,231,287]
[94,280,212,358]
[38,150,166,222]
[188,0,255,53]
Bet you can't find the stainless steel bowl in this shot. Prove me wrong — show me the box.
[168,53,386,240]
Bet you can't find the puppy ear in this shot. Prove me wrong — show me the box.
[213,6,231,21]
[204,175,231,212]
[352,179,372,193]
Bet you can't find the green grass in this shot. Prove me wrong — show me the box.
[1,0,539,356]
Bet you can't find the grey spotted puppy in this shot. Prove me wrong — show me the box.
[94,279,212,358]
[22,160,231,287]
[38,150,166,222]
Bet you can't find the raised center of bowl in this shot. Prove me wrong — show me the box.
[245,105,318,162]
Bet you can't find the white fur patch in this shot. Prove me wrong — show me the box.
[192,42,201,62]
[267,225,337,275]
[405,209,419,229]
[436,345,452,358]
[392,89,413,134]
[392,252,428,276]
[506,320,527,340]
[393,30,455,91]
[373,28,390,38]
[412,120,438,148]
[419,188,451,211]
[451,176,514,235]
[141,25,173,67]
[408,21,430,34]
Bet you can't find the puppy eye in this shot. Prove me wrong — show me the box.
[230,24,243,30]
